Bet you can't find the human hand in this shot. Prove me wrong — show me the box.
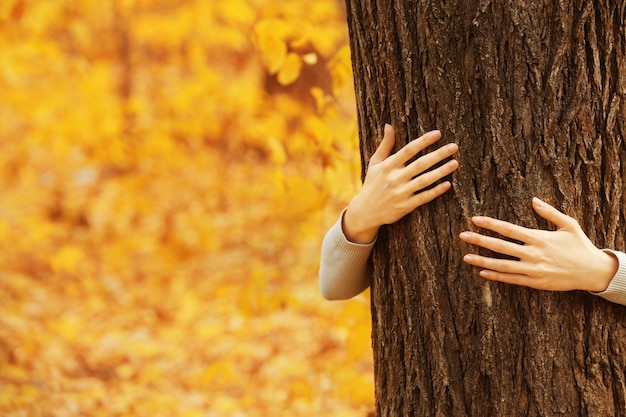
[459,197,618,292]
[343,124,459,244]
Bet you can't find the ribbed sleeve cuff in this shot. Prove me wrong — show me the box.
[318,209,376,299]
[592,250,626,307]
[327,208,376,262]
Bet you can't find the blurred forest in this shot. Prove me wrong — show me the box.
[0,0,374,416]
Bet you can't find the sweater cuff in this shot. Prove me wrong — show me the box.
[591,249,626,306]
[318,209,376,299]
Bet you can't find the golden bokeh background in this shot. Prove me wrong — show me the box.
[0,1,373,416]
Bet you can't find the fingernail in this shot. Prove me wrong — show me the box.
[532,197,544,207]
[463,254,474,262]
[459,232,470,239]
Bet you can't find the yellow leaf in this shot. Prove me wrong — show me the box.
[328,45,354,94]
[138,364,163,384]
[180,410,204,417]
[217,0,255,25]
[347,322,372,361]
[254,20,288,74]
[304,116,334,153]
[0,219,10,241]
[310,87,332,114]
[193,362,236,388]
[289,379,313,403]
[177,294,200,323]
[285,174,323,213]
[116,364,135,380]
[267,135,287,164]
[0,0,24,21]
[335,368,375,406]
[50,245,85,274]
[212,397,239,414]
[50,316,81,342]
[277,52,303,86]
[1,364,29,381]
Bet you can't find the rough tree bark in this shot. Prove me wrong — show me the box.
[344,1,626,416]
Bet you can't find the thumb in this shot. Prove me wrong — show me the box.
[369,123,395,165]
[532,197,577,229]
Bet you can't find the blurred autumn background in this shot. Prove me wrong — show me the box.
[0,0,375,416]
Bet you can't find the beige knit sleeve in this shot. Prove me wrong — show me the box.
[318,209,375,300]
[591,250,626,306]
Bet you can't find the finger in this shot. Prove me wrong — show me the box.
[408,159,459,192]
[462,253,530,275]
[404,143,459,180]
[405,180,452,209]
[369,124,396,165]
[476,270,547,290]
[391,130,442,166]
[470,216,535,244]
[532,197,578,230]
[459,231,526,259]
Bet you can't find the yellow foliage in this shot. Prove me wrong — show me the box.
[50,246,85,274]
[329,45,355,95]
[277,52,303,85]
[0,0,370,416]
[267,135,288,164]
[49,315,83,342]
[334,367,376,406]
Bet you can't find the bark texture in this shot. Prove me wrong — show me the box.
[344,0,626,415]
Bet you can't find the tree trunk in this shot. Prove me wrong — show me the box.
[344,0,626,415]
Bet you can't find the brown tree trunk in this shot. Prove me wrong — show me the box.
[344,0,626,415]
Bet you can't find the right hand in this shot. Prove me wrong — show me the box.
[343,124,459,243]
[459,197,617,293]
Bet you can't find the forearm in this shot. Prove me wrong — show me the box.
[319,209,374,300]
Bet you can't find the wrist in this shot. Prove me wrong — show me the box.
[587,249,618,293]
[342,201,380,244]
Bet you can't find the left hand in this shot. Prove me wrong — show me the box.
[459,197,618,292]
[343,124,458,244]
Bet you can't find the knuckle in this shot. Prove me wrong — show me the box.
[418,190,438,205]
[378,159,394,172]
[401,141,419,158]
[534,261,553,278]
[525,247,543,263]
[390,189,404,201]
[506,275,521,286]
[437,146,452,159]
[492,240,508,254]
[412,175,427,190]
[472,256,488,268]
[429,166,448,181]
[385,171,403,189]
[410,158,426,173]
[500,223,516,236]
